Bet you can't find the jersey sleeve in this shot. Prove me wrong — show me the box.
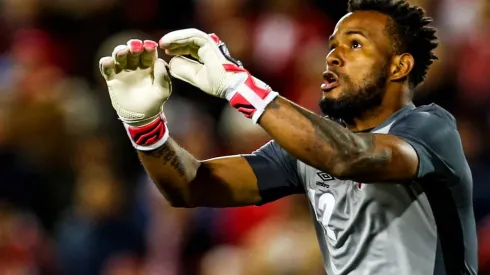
[388,107,463,181]
[242,141,304,205]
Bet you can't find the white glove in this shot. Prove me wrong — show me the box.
[99,39,171,151]
[160,28,278,123]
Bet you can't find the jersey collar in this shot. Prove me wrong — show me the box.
[370,104,416,133]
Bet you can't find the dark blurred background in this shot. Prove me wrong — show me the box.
[0,0,489,274]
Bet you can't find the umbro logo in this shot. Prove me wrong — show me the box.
[317,172,335,181]
[316,172,336,188]
[316,181,330,188]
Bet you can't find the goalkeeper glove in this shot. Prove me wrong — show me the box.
[99,39,171,151]
[160,28,279,123]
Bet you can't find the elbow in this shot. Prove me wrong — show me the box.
[328,162,352,180]
[313,145,360,179]
[164,188,195,208]
[327,149,364,179]
[164,192,186,207]
[152,181,194,208]
[167,198,191,208]
[327,150,389,180]
[165,194,196,208]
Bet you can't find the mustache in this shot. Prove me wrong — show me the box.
[329,69,343,82]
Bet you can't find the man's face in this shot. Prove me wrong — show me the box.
[320,11,393,122]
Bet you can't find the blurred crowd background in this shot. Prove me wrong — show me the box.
[0,0,489,274]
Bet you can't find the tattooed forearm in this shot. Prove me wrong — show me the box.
[289,103,351,149]
[344,133,392,178]
[137,138,200,206]
[290,102,391,175]
[261,97,392,178]
[142,143,186,176]
[139,138,200,182]
[267,98,281,110]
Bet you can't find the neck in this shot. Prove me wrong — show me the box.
[346,86,412,132]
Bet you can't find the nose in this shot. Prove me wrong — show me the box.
[326,50,342,68]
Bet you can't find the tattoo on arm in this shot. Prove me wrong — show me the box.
[278,100,392,176]
[141,142,186,177]
[267,98,281,110]
[346,133,392,177]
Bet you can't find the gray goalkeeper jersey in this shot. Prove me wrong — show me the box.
[243,104,477,275]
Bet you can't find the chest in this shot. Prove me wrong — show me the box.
[300,163,367,209]
[301,165,366,230]
[298,162,417,241]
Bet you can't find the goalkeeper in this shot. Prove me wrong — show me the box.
[98,1,477,274]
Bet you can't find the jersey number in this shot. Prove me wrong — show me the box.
[308,189,337,241]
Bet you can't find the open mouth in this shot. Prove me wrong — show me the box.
[321,71,340,92]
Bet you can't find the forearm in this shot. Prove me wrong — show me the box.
[138,138,200,206]
[258,97,391,179]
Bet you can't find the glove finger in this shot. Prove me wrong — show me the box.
[160,29,220,64]
[127,39,144,70]
[159,28,209,48]
[169,56,204,88]
[99,56,115,80]
[141,40,158,68]
[112,45,129,70]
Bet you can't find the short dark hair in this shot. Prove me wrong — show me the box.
[348,0,439,88]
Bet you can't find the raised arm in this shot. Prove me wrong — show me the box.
[98,39,301,208]
[259,96,418,182]
[137,138,261,207]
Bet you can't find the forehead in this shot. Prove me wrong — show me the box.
[331,11,391,46]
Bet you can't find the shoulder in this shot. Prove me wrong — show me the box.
[388,104,468,180]
[251,140,296,162]
[413,103,456,122]
[393,104,456,130]
[243,141,304,204]
[389,104,459,144]
[246,140,300,180]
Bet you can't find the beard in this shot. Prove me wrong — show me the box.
[319,64,389,124]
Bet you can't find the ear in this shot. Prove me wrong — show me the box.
[389,53,414,82]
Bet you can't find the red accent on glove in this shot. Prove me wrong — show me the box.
[209,33,221,45]
[223,63,246,73]
[223,63,273,117]
[128,39,144,52]
[229,93,256,118]
[223,64,270,98]
[244,75,271,99]
[127,116,166,146]
[143,40,158,50]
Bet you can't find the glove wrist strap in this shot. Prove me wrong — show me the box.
[227,87,278,123]
[223,64,279,124]
[123,113,169,151]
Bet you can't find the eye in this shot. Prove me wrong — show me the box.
[351,40,362,49]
